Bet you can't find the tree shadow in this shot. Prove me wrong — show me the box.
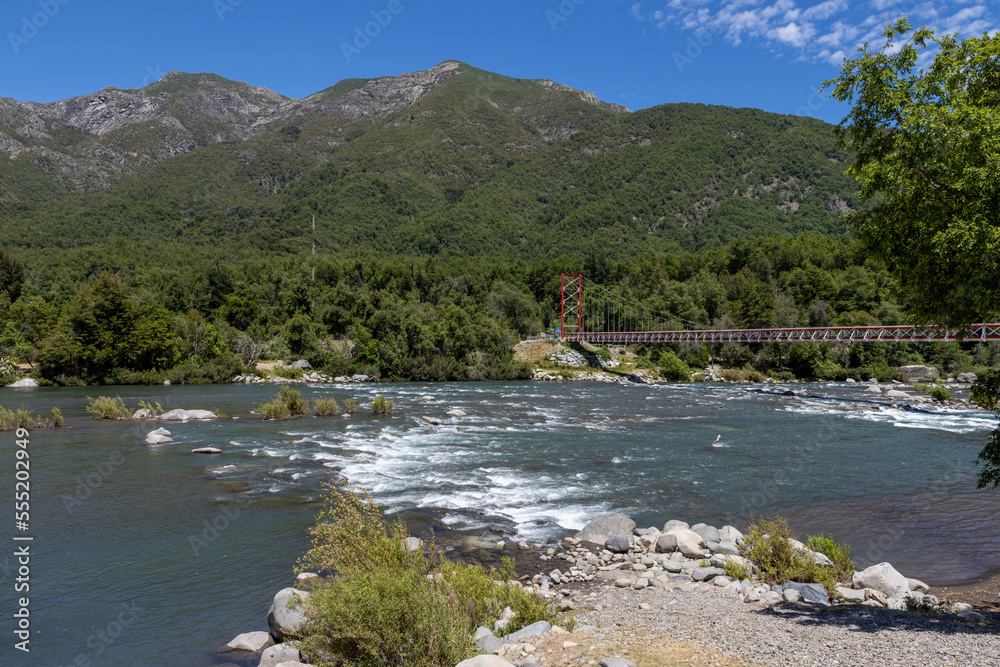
[754,601,998,637]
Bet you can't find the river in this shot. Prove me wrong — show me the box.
[0,380,997,665]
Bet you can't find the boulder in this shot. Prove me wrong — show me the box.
[691,566,725,582]
[864,384,883,394]
[159,409,190,421]
[710,553,749,571]
[421,416,444,426]
[662,519,689,532]
[421,395,435,401]
[191,447,222,454]
[226,631,273,652]
[605,535,630,553]
[783,582,830,606]
[958,372,977,384]
[782,588,802,602]
[655,527,707,557]
[473,626,506,653]
[719,525,743,543]
[295,572,318,583]
[260,644,302,667]
[456,657,516,667]
[504,620,551,642]
[145,434,174,445]
[403,536,423,553]
[351,374,371,382]
[600,659,635,667]
[907,577,930,594]
[132,408,153,420]
[186,410,218,420]
[148,427,171,437]
[690,524,721,545]
[5,378,39,388]
[268,588,310,640]
[447,409,467,417]
[853,562,909,599]
[898,365,939,382]
[289,359,312,370]
[836,586,866,603]
[885,390,912,399]
[575,514,636,547]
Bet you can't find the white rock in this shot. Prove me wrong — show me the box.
[906,577,929,594]
[148,427,171,437]
[226,631,273,652]
[5,378,39,388]
[421,416,444,426]
[145,434,173,445]
[159,409,190,421]
[186,409,217,420]
[446,409,467,417]
[260,644,302,667]
[853,562,909,599]
[191,447,222,454]
[268,588,310,640]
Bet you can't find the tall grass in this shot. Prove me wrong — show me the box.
[259,387,309,420]
[371,394,393,416]
[0,407,51,431]
[296,486,553,667]
[86,396,130,420]
[312,397,340,416]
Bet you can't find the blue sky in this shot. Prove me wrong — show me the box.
[1,0,996,125]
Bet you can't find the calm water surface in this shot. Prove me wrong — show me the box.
[0,380,997,665]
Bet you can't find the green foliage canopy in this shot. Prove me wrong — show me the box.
[825,18,1000,326]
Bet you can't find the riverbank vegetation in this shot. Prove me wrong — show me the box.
[296,486,554,666]
[1,233,995,387]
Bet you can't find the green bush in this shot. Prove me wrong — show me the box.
[805,534,855,581]
[596,346,612,362]
[86,396,130,420]
[928,386,952,402]
[658,351,690,382]
[259,387,309,420]
[343,398,359,414]
[371,394,393,416]
[739,517,840,596]
[51,407,63,427]
[313,397,340,416]
[0,406,50,431]
[296,486,553,667]
[274,366,304,380]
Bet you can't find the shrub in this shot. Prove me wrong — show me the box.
[296,486,553,667]
[805,534,855,581]
[928,386,952,402]
[596,346,612,362]
[658,351,690,382]
[719,368,748,382]
[273,366,304,380]
[721,560,751,582]
[343,398,359,414]
[739,516,839,596]
[313,397,340,416]
[371,394,393,416]
[0,407,50,431]
[86,396,130,420]
[51,407,63,427]
[259,387,309,420]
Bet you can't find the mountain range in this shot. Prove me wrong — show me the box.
[0,60,856,265]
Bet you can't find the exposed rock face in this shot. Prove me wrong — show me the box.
[897,365,939,382]
[267,588,310,640]
[0,61,625,197]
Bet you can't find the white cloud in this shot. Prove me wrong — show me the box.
[630,0,998,64]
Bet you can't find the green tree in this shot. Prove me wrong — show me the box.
[970,371,1000,488]
[824,18,1000,326]
[658,350,691,382]
[0,247,24,303]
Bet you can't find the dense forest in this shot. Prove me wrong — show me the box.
[0,64,993,385]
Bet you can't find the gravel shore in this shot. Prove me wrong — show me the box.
[546,578,1000,666]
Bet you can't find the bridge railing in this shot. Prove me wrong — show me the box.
[561,323,1000,344]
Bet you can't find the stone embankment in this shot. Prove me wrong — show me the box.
[232,360,374,385]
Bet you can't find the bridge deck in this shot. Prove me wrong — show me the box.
[562,324,1000,344]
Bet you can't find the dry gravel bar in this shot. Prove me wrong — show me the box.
[572,582,1000,666]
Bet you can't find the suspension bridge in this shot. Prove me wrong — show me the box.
[558,274,1000,344]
